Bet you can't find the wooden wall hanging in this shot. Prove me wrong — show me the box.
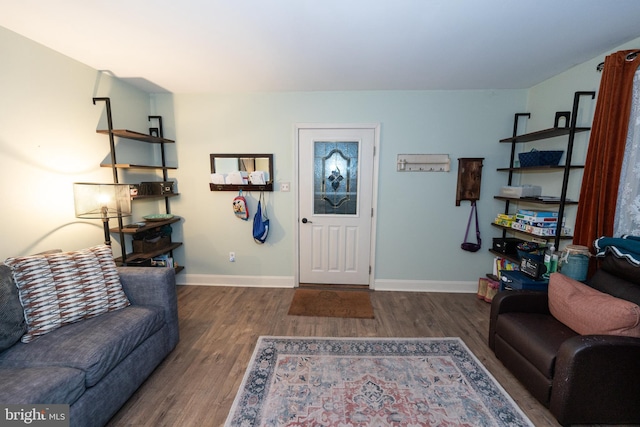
[456,158,484,206]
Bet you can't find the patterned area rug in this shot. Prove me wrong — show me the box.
[225,337,533,427]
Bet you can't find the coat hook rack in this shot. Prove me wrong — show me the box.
[396,154,450,172]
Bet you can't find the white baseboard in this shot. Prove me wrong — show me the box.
[177,274,477,293]
[373,279,477,293]
[176,273,295,288]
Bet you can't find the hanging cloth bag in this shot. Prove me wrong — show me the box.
[253,192,270,244]
[233,189,249,220]
[461,201,481,252]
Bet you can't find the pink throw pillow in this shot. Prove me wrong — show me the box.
[548,273,640,337]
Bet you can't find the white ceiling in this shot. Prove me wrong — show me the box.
[2,0,640,93]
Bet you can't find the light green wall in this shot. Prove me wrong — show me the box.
[2,23,638,288]
[0,26,155,259]
[155,90,527,284]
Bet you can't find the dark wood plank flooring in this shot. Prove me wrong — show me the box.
[106,285,561,426]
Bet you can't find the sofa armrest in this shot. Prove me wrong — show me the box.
[117,267,179,351]
[488,291,550,349]
[491,290,550,315]
[550,335,640,425]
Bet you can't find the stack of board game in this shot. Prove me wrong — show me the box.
[511,209,571,236]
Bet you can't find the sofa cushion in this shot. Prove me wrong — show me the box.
[588,256,640,306]
[589,269,640,306]
[600,252,640,286]
[0,264,27,351]
[495,312,577,378]
[549,273,640,337]
[0,305,164,387]
[0,366,85,404]
[4,245,130,343]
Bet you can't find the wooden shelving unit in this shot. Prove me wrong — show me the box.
[93,97,183,273]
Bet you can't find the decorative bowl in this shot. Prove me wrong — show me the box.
[143,214,175,222]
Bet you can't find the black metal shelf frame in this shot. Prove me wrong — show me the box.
[92,97,182,270]
[496,91,595,249]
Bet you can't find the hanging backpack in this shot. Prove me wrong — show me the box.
[253,192,270,244]
[461,201,481,252]
[233,190,249,220]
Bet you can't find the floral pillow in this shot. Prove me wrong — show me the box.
[4,245,130,343]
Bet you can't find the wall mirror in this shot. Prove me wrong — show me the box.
[209,153,273,191]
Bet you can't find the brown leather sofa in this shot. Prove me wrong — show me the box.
[488,253,640,425]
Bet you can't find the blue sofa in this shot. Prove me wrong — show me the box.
[0,266,179,427]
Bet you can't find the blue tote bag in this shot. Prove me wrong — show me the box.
[253,192,269,244]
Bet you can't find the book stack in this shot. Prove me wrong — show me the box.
[493,213,515,227]
[494,256,519,278]
[151,254,174,268]
[511,209,571,236]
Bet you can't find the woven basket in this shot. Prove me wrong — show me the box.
[519,150,564,167]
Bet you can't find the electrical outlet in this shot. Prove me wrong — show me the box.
[280,182,290,192]
[229,252,235,262]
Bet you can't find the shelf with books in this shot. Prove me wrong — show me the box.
[490,223,573,241]
[494,91,595,250]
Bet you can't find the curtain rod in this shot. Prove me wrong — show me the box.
[597,50,640,72]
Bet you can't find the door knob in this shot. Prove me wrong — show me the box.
[301,218,312,224]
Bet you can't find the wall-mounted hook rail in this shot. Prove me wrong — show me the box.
[397,154,450,172]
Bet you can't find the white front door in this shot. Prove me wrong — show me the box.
[297,125,377,286]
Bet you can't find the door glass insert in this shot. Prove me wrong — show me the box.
[314,141,359,215]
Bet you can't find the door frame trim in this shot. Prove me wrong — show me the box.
[294,123,380,288]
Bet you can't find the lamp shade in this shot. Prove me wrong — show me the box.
[73,183,132,219]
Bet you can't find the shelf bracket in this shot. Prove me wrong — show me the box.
[555,91,596,248]
[149,115,171,214]
[92,97,118,184]
[504,113,530,238]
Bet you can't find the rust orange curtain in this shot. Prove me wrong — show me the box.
[574,50,640,250]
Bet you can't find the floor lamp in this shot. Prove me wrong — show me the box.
[73,183,131,251]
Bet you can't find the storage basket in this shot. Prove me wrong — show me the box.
[492,237,522,255]
[477,277,500,303]
[518,149,564,167]
[133,235,171,253]
[559,245,590,282]
[485,278,500,302]
[539,150,564,166]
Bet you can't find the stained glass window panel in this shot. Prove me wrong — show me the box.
[313,141,359,215]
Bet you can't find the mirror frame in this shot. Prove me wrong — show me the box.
[209,153,274,191]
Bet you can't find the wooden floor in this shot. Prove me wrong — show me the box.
[106,285,561,427]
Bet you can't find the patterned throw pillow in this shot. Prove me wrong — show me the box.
[4,245,130,343]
